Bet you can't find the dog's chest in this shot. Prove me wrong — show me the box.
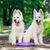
[36,25,42,33]
[15,26,22,33]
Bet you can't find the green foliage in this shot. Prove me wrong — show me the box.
[44,20,50,36]
[0,0,45,26]
[44,11,50,19]
[1,0,49,36]
[32,0,45,9]
[4,30,11,35]
[24,0,45,26]
[0,5,3,30]
[44,11,50,36]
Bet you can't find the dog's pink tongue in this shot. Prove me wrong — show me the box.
[16,23,19,26]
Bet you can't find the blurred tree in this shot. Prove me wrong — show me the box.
[1,0,46,26]
[3,0,7,25]
[23,0,45,26]
[32,0,45,10]
[3,0,24,26]
[44,21,50,36]
[0,0,3,30]
[24,0,32,26]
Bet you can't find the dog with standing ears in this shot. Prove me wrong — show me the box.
[9,9,25,45]
[24,9,44,45]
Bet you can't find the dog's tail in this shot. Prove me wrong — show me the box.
[43,43,50,47]
[39,37,50,47]
[41,40,50,47]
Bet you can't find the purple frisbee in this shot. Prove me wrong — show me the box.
[16,42,35,46]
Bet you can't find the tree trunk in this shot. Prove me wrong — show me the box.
[3,0,7,25]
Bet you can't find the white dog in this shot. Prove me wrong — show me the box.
[24,9,44,45]
[9,9,25,45]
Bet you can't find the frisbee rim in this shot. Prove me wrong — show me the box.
[16,42,35,46]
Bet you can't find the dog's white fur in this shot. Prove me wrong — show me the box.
[24,9,44,45]
[9,9,25,45]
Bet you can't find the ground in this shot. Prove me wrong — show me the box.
[0,40,50,50]
[0,26,50,50]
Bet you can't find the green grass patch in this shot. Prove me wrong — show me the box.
[0,25,4,31]
[44,20,50,36]
[4,30,11,35]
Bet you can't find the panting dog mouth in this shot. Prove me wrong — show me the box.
[14,20,20,26]
[16,21,20,26]
[36,20,41,25]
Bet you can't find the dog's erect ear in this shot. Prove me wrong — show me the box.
[17,9,23,16]
[13,9,17,15]
[39,9,43,15]
[34,9,37,15]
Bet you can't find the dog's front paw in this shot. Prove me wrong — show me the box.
[35,42,40,45]
[11,42,16,45]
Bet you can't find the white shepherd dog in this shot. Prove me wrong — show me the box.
[9,9,25,45]
[24,9,44,45]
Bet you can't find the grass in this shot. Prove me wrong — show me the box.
[0,25,4,31]
[4,30,11,35]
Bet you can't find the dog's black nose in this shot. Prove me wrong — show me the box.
[36,20,38,22]
[14,19,16,22]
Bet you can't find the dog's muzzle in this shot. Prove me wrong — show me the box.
[14,19,16,23]
[36,20,41,25]
[14,19,20,26]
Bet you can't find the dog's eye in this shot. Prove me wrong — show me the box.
[39,17,40,18]
[17,17,19,18]
[14,17,15,18]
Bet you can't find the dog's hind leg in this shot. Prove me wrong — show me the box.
[39,33,44,45]
[34,35,39,45]
[9,34,12,43]
[11,35,16,45]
